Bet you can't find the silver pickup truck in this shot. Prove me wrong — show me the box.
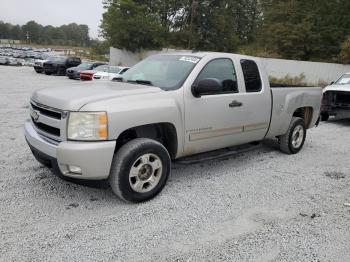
[25,52,322,202]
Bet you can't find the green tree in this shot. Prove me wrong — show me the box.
[339,36,350,64]
[22,21,43,43]
[258,0,350,61]
[101,0,164,52]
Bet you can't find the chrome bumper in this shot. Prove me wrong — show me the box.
[24,119,57,158]
[24,119,116,180]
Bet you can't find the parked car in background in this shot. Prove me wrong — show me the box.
[7,57,22,66]
[43,56,81,76]
[66,61,106,80]
[34,54,56,73]
[25,52,322,202]
[93,66,129,81]
[321,73,350,121]
[0,56,9,65]
[80,64,110,81]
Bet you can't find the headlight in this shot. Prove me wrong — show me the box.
[67,112,108,141]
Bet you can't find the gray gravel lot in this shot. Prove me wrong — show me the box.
[0,66,350,262]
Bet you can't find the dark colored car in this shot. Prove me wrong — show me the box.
[66,61,107,80]
[43,56,81,76]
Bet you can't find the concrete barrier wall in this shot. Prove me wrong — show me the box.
[260,58,350,84]
[110,47,350,85]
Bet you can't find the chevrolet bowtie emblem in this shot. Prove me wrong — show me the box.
[30,108,40,122]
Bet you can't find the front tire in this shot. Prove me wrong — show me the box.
[320,112,329,121]
[109,138,171,203]
[279,117,306,154]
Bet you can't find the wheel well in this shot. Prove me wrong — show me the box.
[293,107,313,128]
[115,123,178,159]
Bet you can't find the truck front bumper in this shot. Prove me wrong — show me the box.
[24,120,116,180]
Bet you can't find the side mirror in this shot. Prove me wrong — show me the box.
[192,78,222,98]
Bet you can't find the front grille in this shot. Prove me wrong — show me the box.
[31,117,61,136]
[31,102,61,119]
[30,101,65,141]
[324,91,350,107]
[44,63,53,68]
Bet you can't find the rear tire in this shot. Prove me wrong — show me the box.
[320,112,329,121]
[109,138,171,203]
[279,117,306,154]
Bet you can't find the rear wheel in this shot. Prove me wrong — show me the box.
[109,138,171,203]
[320,112,329,121]
[279,117,306,154]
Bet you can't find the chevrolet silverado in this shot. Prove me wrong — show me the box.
[25,52,322,202]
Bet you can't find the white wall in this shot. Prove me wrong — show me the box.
[261,58,350,84]
[110,47,350,85]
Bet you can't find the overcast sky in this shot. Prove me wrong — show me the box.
[0,0,104,38]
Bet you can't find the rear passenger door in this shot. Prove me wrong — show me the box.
[236,59,271,140]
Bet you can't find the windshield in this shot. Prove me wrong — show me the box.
[121,54,201,90]
[109,66,121,74]
[77,62,94,69]
[50,56,66,62]
[335,74,350,85]
[94,65,109,72]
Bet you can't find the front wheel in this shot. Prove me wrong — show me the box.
[109,138,171,203]
[279,117,306,154]
[320,112,329,121]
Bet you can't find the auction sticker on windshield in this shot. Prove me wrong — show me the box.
[179,56,200,64]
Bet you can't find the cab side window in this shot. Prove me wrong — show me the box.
[240,59,262,92]
[194,58,238,94]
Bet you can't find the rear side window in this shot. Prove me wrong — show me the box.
[194,58,238,94]
[240,59,262,92]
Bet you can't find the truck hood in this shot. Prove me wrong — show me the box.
[323,84,350,93]
[31,82,162,111]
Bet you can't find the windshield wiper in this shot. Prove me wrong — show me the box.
[127,79,153,86]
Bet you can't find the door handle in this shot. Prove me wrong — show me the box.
[229,100,243,108]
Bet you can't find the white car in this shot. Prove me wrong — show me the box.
[321,73,350,120]
[93,66,129,81]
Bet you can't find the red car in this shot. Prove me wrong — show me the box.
[80,64,109,81]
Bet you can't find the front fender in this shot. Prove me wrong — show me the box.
[80,91,184,157]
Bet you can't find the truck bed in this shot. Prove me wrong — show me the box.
[266,86,322,139]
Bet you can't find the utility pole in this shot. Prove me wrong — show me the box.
[26,31,30,44]
[188,0,197,49]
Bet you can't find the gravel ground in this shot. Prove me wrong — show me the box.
[0,66,350,262]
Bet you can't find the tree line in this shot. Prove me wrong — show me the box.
[0,20,90,46]
[101,0,350,63]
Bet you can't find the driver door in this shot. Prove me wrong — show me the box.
[184,58,247,155]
